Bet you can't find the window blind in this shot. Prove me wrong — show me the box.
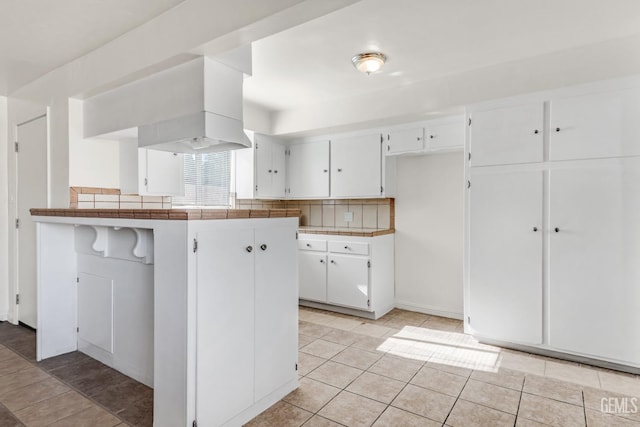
[173,152,231,206]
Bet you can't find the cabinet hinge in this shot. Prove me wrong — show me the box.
[295,363,298,371]
[144,177,148,187]
[255,142,258,149]
[14,141,19,153]
[15,294,19,305]
[380,134,383,143]
[380,186,383,195]
[467,180,471,189]
[76,277,80,283]
[468,316,471,324]
[296,231,298,240]
[468,117,472,126]
[367,260,371,268]
[193,238,198,253]
[15,218,19,229]
[468,152,471,161]
[367,299,370,307]
[193,421,198,427]
[77,327,79,333]
[255,185,258,192]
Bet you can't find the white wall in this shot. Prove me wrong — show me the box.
[0,96,8,320]
[394,151,464,319]
[69,99,120,189]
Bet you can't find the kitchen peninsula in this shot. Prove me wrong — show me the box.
[30,208,300,427]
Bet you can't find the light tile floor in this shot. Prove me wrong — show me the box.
[247,307,640,427]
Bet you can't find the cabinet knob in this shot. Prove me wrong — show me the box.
[246,246,253,253]
[320,259,325,264]
[274,170,278,174]
[555,127,561,132]
[555,227,560,233]
[533,227,538,232]
[323,169,328,173]
[533,129,539,134]
[337,168,342,172]
[344,245,349,250]
[306,243,311,247]
[330,260,335,264]
[387,145,390,151]
[429,135,434,139]
[260,244,267,251]
[268,169,272,173]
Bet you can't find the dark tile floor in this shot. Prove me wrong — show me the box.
[0,321,152,426]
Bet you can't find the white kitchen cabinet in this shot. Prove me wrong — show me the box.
[469,170,543,345]
[298,233,394,319]
[120,146,184,196]
[234,132,286,199]
[469,103,544,166]
[331,133,383,198]
[425,118,464,151]
[327,255,370,311]
[548,158,640,365]
[386,127,424,155]
[549,88,640,161]
[287,140,330,198]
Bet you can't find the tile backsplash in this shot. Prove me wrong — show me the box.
[70,187,172,209]
[235,198,395,230]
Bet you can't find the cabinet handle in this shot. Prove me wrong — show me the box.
[246,246,253,253]
[337,168,342,172]
[533,129,539,134]
[555,127,561,132]
[320,259,325,264]
[554,227,560,233]
[533,227,538,232]
[260,244,267,251]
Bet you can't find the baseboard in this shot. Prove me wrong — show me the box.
[0,311,8,322]
[394,300,463,320]
[223,377,299,426]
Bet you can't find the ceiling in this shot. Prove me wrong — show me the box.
[0,0,185,95]
[244,0,640,112]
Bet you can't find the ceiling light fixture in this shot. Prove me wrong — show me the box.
[351,52,387,75]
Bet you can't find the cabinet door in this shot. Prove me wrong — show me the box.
[196,228,255,427]
[270,144,286,198]
[288,141,330,198]
[470,103,544,166]
[327,255,370,310]
[386,127,424,155]
[254,226,298,401]
[255,138,273,198]
[549,89,640,161]
[549,159,640,364]
[144,149,185,196]
[299,252,327,302]
[331,134,382,197]
[426,120,464,151]
[469,170,543,344]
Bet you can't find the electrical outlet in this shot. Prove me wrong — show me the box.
[344,211,353,222]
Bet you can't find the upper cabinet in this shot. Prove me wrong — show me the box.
[469,103,544,166]
[235,133,286,199]
[385,116,464,156]
[331,133,383,198]
[425,118,465,152]
[120,145,184,196]
[287,140,330,198]
[549,88,640,161]
[386,127,424,155]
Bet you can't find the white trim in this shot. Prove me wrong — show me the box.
[394,299,463,320]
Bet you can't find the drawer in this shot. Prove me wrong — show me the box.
[328,241,369,256]
[298,239,327,252]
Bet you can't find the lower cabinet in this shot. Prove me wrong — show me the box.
[298,233,394,319]
[195,223,298,426]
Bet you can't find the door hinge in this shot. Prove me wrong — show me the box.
[193,421,198,427]
[467,180,471,189]
[380,186,383,195]
[468,117,472,126]
[15,294,19,305]
[15,218,19,229]
[367,260,371,268]
[76,277,79,283]
[255,142,259,149]
[296,231,299,240]
[255,185,258,192]
[193,238,198,253]
[295,363,298,371]
[14,142,19,153]
[77,327,79,333]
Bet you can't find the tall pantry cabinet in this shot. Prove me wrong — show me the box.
[465,78,640,368]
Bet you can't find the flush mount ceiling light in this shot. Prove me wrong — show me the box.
[351,52,387,75]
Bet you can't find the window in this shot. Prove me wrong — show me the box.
[172,152,231,206]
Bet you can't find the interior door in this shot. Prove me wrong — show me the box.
[299,252,327,302]
[327,255,370,310]
[331,133,381,197]
[196,228,255,426]
[469,169,543,344]
[288,141,330,198]
[254,226,298,402]
[549,159,640,364]
[17,115,48,328]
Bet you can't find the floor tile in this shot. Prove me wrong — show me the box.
[13,390,93,427]
[599,370,640,398]
[470,367,525,391]
[517,393,585,427]
[410,366,467,397]
[88,377,153,414]
[425,360,472,378]
[324,317,362,331]
[298,352,327,376]
[350,323,394,338]
[0,367,50,396]
[48,405,122,427]
[372,406,440,427]
[37,351,93,372]
[299,335,315,349]
[117,392,153,427]
[460,379,521,414]
[346,372,405,404]
[585,409,640,427]
[284,377,341,413]
[583,386,640,423]
[299,322,333,339]
[498,351,546,376]
[523,374,583,406]
[0,402,24,427]
[331,347,382,370]
[446,399,515,427]
[350,336,389,354]
[0,377,70,412]
[368,355,422,382]
[515,418,549,426]
[307,361,363,389]
[0,355,34,378]
[301,415,344,427]
[545,360,601,388]
[317,391,386,427]
[301,340,347,359]
[322,329,360,346]
[391,384,456,423]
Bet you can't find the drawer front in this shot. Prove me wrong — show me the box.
[328,241,369,256]
[298,239,327,252]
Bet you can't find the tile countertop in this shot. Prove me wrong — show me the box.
[299,226,394,237]
[29,208,302,220]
